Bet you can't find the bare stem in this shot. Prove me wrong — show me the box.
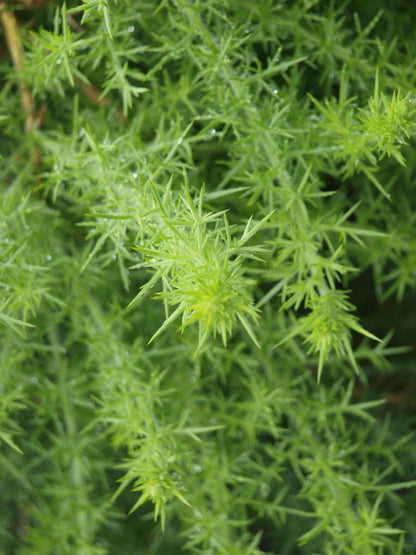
[0,3,35,134]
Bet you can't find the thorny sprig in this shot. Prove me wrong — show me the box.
[129,185,271,354]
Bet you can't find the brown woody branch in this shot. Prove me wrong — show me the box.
[0,2,35,134]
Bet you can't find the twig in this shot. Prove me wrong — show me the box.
[78,82,110,107]
[0,2,34,134]
[78,80,127,124]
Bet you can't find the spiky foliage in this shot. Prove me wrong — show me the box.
[1,1,416,554]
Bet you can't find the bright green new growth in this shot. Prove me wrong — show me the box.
[309,69,415,198]
[1,0,416,553]
[129,185,270,353]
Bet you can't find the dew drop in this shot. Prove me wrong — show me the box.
[260,482,270,497]
[329,72,335,80]
[244,28,250,34]
[112,254,117,261]
[30,376,38,384]
[309,114,319,127]
[209,128,216,135]
[128,25,135,33]
[272,88,278,95]
[194,465,202,473]
[132,172,138,178]
[46,254,52,261]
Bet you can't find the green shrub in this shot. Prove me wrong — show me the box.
[1,1,416,553]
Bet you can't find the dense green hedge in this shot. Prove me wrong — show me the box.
[1,1,416,553]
